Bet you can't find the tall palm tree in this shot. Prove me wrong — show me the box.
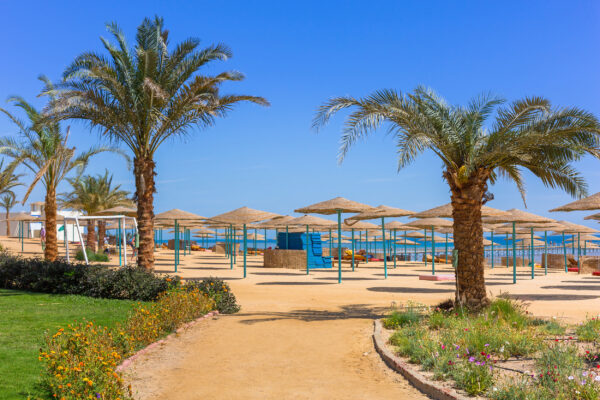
[0,194,17,237]
[60,170,133,251]
[314,86,600,308]
[45,16,268,269]
[0,79,126,261]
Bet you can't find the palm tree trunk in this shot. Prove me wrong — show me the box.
[5,208,9,236]
[134,156,155,270]
[44,187,58,261]
[86,219,96,252]
[449,174,489,309]
[97,221,106,251]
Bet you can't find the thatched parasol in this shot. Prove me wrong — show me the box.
[294,197,372,282]
[412,203,510,219]
[209,207,280,276]
[549,193,600,212]
[94,206,137,217]
[344,205,415,276]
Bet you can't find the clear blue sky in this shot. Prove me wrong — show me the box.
[1,1,599,226]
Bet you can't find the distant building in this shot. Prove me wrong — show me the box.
[0,201,82,241]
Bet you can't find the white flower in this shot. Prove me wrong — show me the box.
[595,376,600,382]
[568,376,574,380]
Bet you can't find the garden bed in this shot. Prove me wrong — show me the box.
[379,298,600,399]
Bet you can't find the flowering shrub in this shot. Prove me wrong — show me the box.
[39,286,214,400]
[186,277,240,314]
[386,298,600,397]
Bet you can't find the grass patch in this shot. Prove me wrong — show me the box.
[0,289,143,400]
[75,248,109,262]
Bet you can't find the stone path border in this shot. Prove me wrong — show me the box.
[116,311,220,372]
[372,319,471,400]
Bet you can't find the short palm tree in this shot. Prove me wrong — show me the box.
[60,170,133,251]
[0,194,18,237]
[0,79,126,261]
[45,16,268,269]
[314,86,600,308]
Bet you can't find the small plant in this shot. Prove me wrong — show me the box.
[185,277,240,314]
[577,317,600,342]
[383,308,422,329]
[75,248,109,262]
[452,358,494,396]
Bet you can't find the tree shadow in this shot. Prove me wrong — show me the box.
[315,277,380,281]
[507,294,599,301]
[540,285,600,291]
[252,272,305,276]
[256,281,334,286]
[367,286,454,294]
[237,303,390,325]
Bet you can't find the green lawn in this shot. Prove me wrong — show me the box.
[0,289,143,400]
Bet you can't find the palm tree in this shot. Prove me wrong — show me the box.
[60,170,133,251]
[314,86,600,308]
[0,194,17,237]
[45,16,268,270]
[0,79,126,261]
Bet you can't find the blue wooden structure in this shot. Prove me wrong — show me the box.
[277,232,332,269]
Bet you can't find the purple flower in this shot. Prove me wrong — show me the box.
[582,380,587,385]
[454,344,460,350]
[468,356,475,363]
[96,394,102,399]
[484,344,490,347]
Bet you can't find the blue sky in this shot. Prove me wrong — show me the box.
[1,0,599,226]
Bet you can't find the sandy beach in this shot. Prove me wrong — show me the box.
[4,237,600,399]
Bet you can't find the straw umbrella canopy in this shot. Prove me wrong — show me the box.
[5,212,40,252]
[584,212,600,221]
[404,231,426,238]
[345,205,415,277]
[482,209,554,282]
[94,206,137,217]
[412,203,510,219]
[154,209,206,271]
[549,192,600,212]
[404,217,452,274]
[294,197,372,283]
[210,207,280,276]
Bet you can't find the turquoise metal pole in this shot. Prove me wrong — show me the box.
[306,224,310,275]
[544,231,548,275]
[381,217,387,279]
[118,219,122,266]
[286,225,289,249]
[445,233,448,264]
[506,233,509,268]
[404,232,407,261]
[431,227,435,275]
[233,226,237,264]
[563,232,567,272]
[337,210,342,284]
[512,222,517,284]
[365,231,369,264]
[264,228,267,251]
[174,220,178,272]
[572,235,575,255]
[230,225,234,269]
[530,227,534,279]
[393,229,397,269]
[423,229,427,266]
[243,224,247,278]
[351,228,355,271]
[254,229,257,254]
[577,232,581,271]
[491,231,494,269]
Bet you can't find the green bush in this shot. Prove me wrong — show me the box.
[576,318,600,342]
[75,248,109,262]
[383,308,422,329]
[186,277,240,314]
[0,253,176,301]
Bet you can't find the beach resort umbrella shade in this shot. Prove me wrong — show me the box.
[482,209,553,282]
[552,221,599,270]
[210,207,280,277]
[7,212,40,252]
[395,239,418,245]
[345,205,415,277]
[254,215,295,250]
[584,212,600,221]
[295,197,372,283]
[282,215,336,274]
[340,221,379,269]
[405,217,452,275]
[549,192,600,212]
[412,203,510,219]
[155,209,206,271]
[414,204,509,272]
[94,206,137,217]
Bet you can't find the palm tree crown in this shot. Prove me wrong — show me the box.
[314,86,600,308]
[60,171,133,215]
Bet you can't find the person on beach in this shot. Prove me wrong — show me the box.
[40,227,46,251]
